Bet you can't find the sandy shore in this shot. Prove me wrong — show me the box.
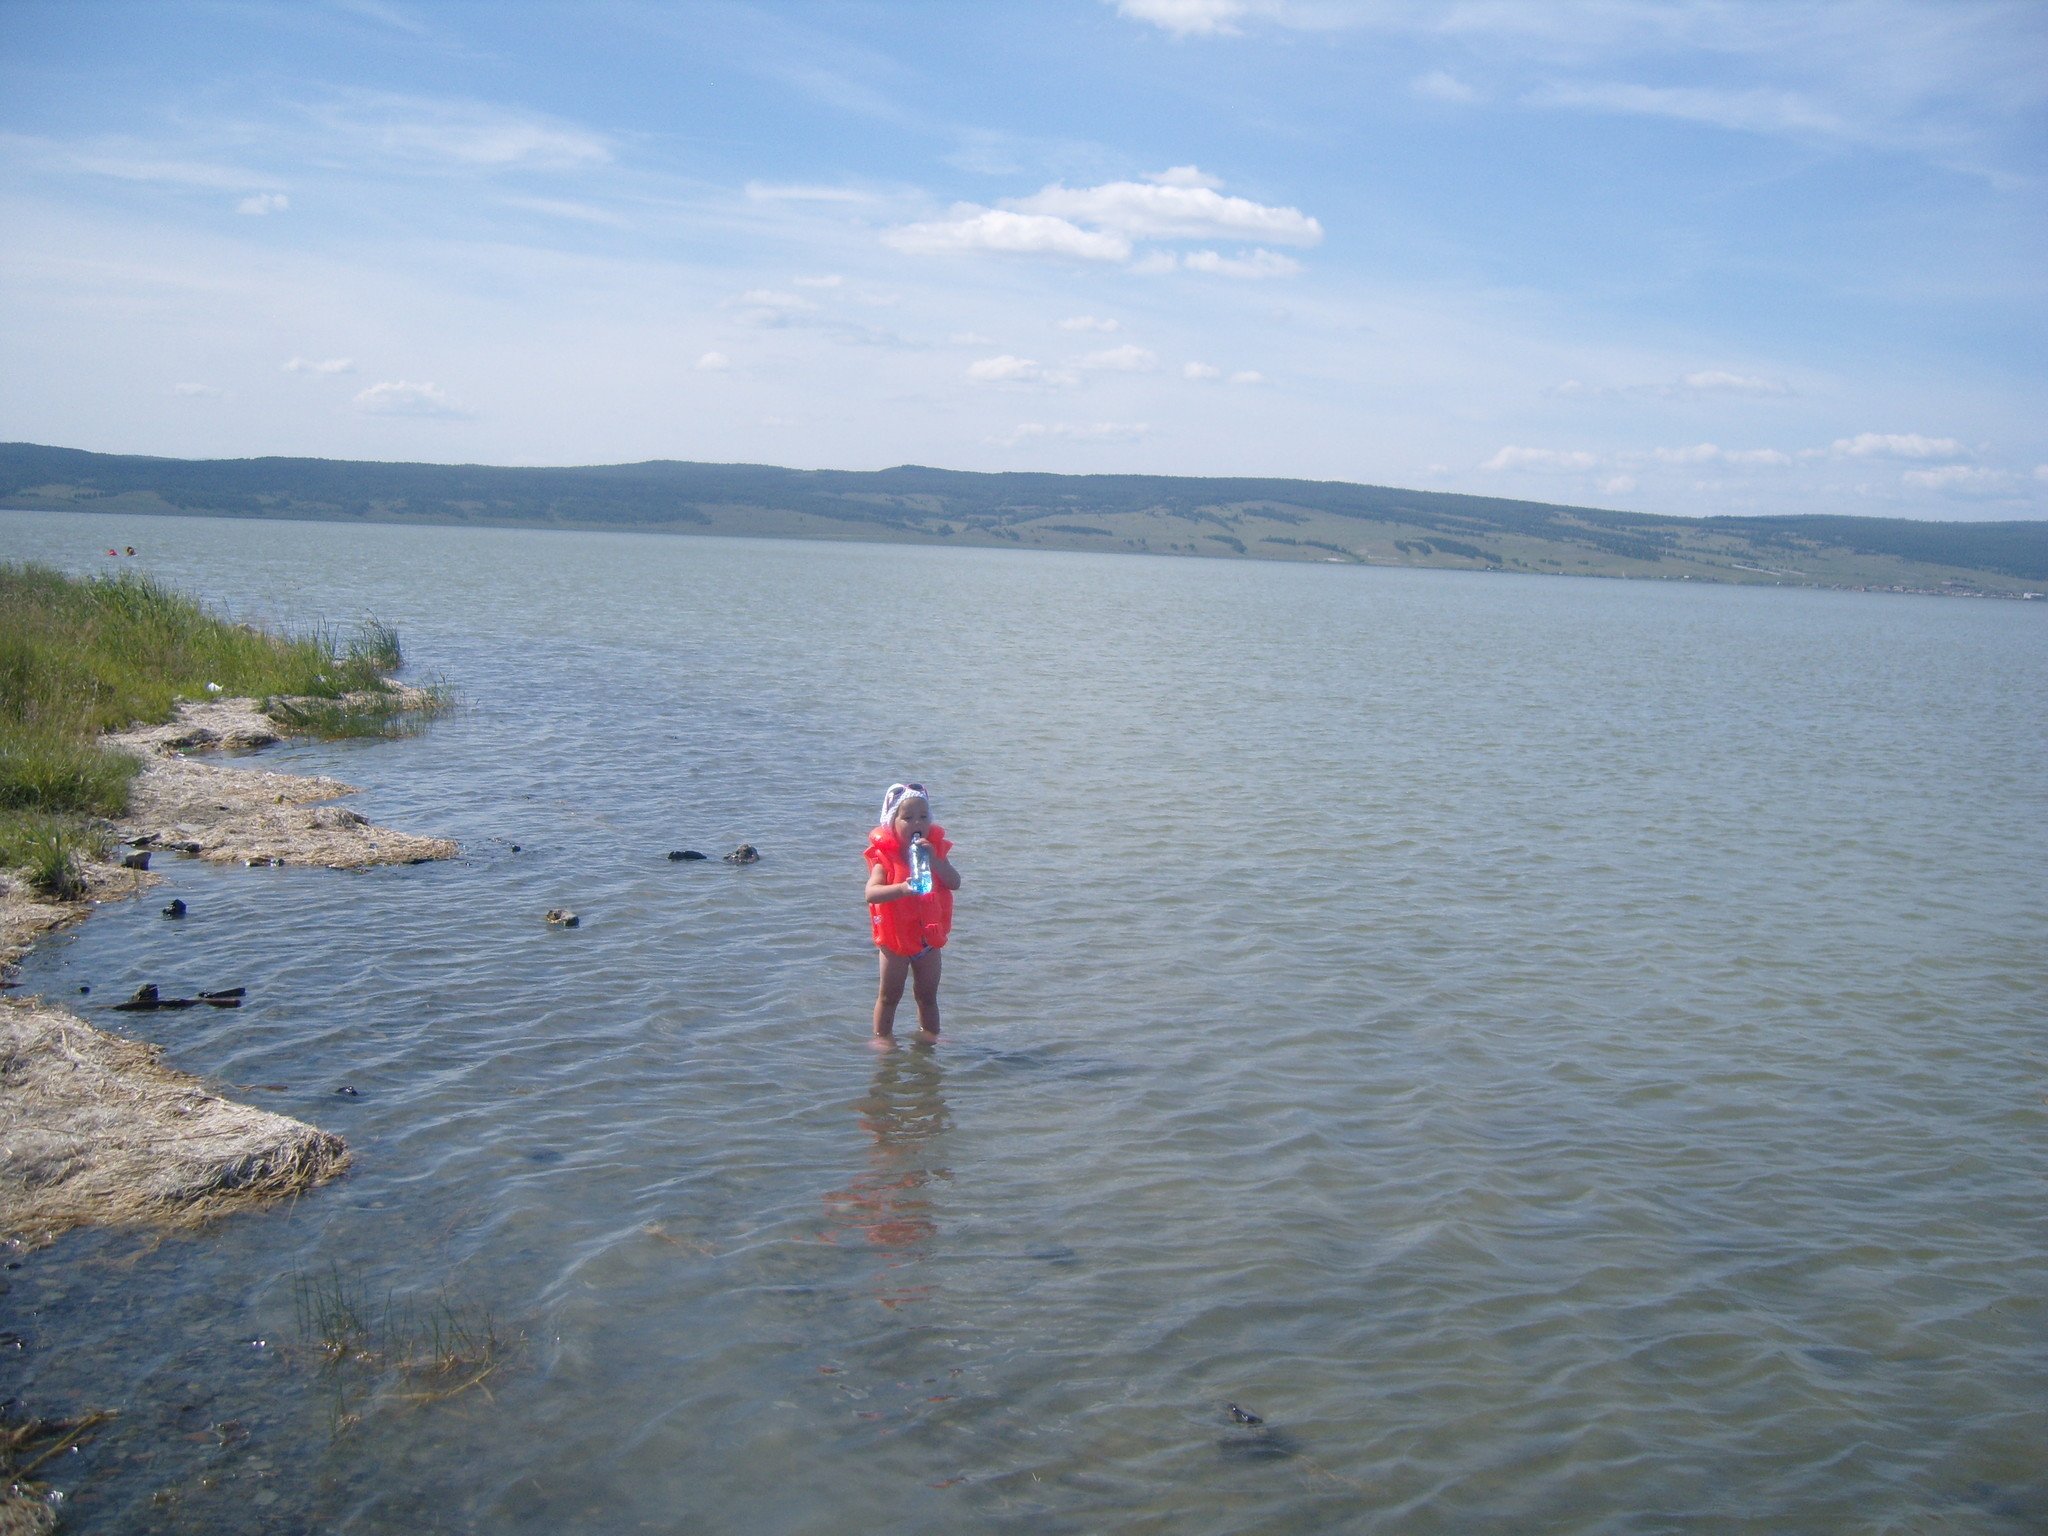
[0,695,454,1244]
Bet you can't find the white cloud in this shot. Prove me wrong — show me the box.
[1677,370,1792,397]
[237,192,289,215]
[744,182,876,204]
[1149,165,1224,189]
[1552,371,1794,399]
[1484,446,1597,472]
[1076,344,1159,372]
[1652,443,1792,466]
[1414,71,1480,104]
[172,382,224,398]
[1530,82,1846,139]
[1902,465,2010,492]
[967,354,1079,387]
[1182,361,1222,380]
[501,195,631,227]
[354,380,465,417]
[728,288,820,325]
[1601,475,1638,495]
[997,420,1150,445]
[1112,0,1249,37]
[1129,251,1180,275]
[1228,370,1266,385]
[1059,315,1121,332]
[948,331,997,346]
[1010,173,1321,245]
[283,356,356,375]
[696,352,730,371]
[313,93,612,169]
[0,133,281,193]
[1831,432,1966,460]
[1182,248,1302,278]
[884,207,1131,261]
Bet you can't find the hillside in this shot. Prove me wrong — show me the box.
[5,442,2045,596]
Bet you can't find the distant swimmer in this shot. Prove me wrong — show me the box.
[864,781,962,1042]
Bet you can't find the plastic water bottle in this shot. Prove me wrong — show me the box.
[907,833,933,895]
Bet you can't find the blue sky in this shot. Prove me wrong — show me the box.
[2,0,2043,520]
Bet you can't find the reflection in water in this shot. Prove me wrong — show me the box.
[821,1044,953,1309]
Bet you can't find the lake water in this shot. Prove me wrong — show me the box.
[5,508,2045,1535]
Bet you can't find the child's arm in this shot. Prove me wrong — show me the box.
[866,862,911,904]
[931,849,961,891]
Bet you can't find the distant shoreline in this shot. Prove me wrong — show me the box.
[7,441,2046,600]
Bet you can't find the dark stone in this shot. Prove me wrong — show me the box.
[724,844,760,864]
[334,1085,359,1097]
[121,851,150,871]
[1226,1403,1264,1426]
[545,908,580,927]
[162,899,187,918]
[667,849,708,862]
[113,983,162,1012]
[78,985,90,994]
[510,843,522,852]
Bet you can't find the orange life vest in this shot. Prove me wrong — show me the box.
[865,824,953,956]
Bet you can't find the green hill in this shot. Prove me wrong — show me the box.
[5,442,2044,596]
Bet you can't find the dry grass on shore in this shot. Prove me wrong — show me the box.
[0,997,350,1247]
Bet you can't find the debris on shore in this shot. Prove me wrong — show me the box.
[0,997,350,1247]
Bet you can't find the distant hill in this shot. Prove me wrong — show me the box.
[5,441,2045,595]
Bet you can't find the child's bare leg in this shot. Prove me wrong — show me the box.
[909,948,942,1035]
[874,950,911,1038]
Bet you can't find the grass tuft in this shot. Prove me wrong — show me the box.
[291,1265,510,1426]
[0,563,436,889]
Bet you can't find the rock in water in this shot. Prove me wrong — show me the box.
[667,849,708,862]
[162,899,187,919]
[545,908,580,928]
[724,844,760,865]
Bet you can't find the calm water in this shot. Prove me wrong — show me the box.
[5,508,2045,1535]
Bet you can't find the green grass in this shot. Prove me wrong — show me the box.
[0,562,437,894]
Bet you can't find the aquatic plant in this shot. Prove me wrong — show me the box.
[291,1265,510,1420]
[266,682,453,741]
[1,1402,117,1528]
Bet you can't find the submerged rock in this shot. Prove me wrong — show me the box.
[724,844,760,865]
[667,849,708,862]
[161,899,187,919]
[545,908,580,928]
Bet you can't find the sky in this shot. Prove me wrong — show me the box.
[2,0,2044,522]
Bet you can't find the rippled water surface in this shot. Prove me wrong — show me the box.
[6,509,2046,1534]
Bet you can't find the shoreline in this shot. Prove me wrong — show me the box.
[0,695,455,1246]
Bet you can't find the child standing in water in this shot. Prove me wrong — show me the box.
[865,782,962,1040]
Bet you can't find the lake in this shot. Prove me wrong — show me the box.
[5,508,2045,1534]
